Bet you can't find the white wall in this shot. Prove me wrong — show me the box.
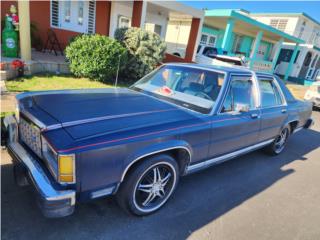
[109,1,133,37]
[165,20,192,57]
[252,14,320,48]
[145,11,168,38]
[293,17,320,48]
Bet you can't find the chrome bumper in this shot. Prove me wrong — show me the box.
[4,115,76,218]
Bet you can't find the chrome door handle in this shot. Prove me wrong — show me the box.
[251,113,259,119]
[281,109,287,113]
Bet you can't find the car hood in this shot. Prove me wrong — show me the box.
[31,88,195,140]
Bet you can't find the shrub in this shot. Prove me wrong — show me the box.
[65,34,127,82]
[114,27,166,81]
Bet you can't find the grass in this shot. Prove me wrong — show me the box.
[4,74,127,92]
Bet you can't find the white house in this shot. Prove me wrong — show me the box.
[251,12,320,84]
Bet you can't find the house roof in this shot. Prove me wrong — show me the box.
[250,12,320,26]
[204,9,305,44]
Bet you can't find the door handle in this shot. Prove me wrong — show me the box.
[281,109,287,113]
[251,113,259,119]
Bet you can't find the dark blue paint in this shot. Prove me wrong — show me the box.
[16,65,313,201]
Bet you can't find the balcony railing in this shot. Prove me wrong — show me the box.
[250,60,273,73]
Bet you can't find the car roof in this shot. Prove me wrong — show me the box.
[164,62,273,76]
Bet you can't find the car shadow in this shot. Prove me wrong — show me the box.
[1,125,320,240]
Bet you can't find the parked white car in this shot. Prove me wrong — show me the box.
[304,82,320,108]
[195,45,246,67]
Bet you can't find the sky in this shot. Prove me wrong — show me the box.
[180,1,320,23]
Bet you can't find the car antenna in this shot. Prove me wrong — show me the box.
[115,54,121,88]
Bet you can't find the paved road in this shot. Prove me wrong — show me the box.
[1,111,320,240]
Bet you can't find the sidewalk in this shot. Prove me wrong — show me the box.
[285,81,308,100]
[1,80,17,113]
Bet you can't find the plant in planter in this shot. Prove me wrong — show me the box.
[11,59,25,77]
[0,62,8,70]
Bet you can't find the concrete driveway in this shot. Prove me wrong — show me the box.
[1,111,320,240]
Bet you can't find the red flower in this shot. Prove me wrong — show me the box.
[11,60,25,69]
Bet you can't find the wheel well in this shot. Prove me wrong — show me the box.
[288,120,299,133]
[121,148,191,182]
[172,52,181,57]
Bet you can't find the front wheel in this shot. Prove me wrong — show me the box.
[264,125,290,155]
[116,154,179,216]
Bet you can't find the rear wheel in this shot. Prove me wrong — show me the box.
[116,154,179,216]
[264,125,290,155]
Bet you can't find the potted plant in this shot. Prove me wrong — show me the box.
[11,59,25,77]
[0,62,7,70]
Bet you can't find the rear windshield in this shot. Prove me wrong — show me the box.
[273,76,296,103]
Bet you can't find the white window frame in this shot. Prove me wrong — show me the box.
[50,0,96,34]
[118,15,131,28]
[200,33,217,47]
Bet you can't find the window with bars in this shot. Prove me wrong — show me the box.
[200,34,217,47]
[269,19,288,31]
[50,0,96,34]
[200,34,208,45]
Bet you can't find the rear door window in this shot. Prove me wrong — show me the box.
[258,78,283,107]
[221,76,255,113]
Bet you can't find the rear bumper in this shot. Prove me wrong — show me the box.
[4,115,76,218]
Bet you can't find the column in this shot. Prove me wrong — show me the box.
[284,44,299,81]
[18,0,31,61]
[221,18,234,54]
[249,31,263,69]
[131,0,147,28]
[271,38,284,72]
[185,18,201,62]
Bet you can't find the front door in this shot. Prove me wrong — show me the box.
[60,0,89,33]
[208,74,261,158]
[307,55,319,80]
[257,76,288,142]
[299,51,313,79]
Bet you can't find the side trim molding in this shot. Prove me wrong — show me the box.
[186,139,274,174]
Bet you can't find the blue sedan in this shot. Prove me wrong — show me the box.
[5,63,313,217]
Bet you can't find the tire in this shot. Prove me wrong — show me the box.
[264,125,290,155]
[116,154,179,216]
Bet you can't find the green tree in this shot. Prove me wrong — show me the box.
[115,27,166,81]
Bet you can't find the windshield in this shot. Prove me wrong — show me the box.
[131,65,226,114]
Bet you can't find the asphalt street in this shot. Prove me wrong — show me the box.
[1,111,320,240]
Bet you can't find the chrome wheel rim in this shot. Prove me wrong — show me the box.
[275,128,289,153]
[133,162,176,213]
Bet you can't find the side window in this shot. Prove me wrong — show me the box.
[221,76,255,113]
[258,78,283,107]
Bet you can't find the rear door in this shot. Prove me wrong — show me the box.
[208,74,261,158]
[257,75,288,142]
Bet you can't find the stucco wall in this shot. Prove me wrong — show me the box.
[165,20,192,57]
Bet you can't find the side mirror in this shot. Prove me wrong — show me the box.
[235,103,250,113]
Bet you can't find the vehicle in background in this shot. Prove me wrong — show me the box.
[195,45,246,66]
[304,81,320,109]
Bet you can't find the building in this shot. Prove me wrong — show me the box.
[0,0,204,71]
[199,9,304,79]
[251,12,320,84]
